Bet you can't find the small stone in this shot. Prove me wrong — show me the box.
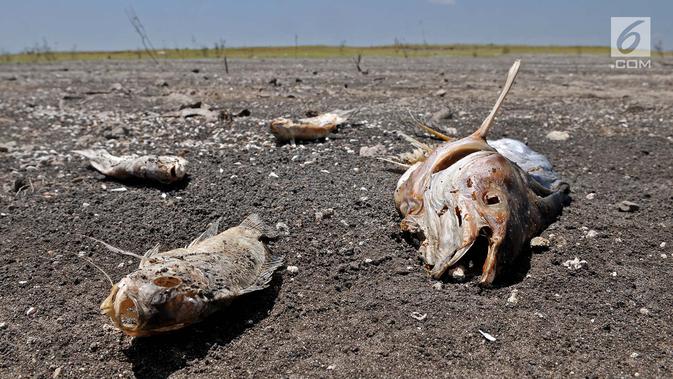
[530,236,550,248]
[618,201,639,212]
[586,192,596,200]
[562,257,587,270]
[286,265,299,275]
[364,258,373,264]
[410,312,427,321]
[434,89,447,97]
[432,282,443,291]
[0,322,7,329]
[431,108,453,123]
[478,329,496,342]
[546,131,570,141]
[661,254,667,259]
[630,352,639,359]
[327,365,336,370]
[275,222,290,236]
[639,307,650,316]
[586,230,598,238]
[268,172,279,178]
[507,289,519,305]
[52,367,62,379]
[659,242,666,248]
[89,342,99,351]
[26,307,36,316]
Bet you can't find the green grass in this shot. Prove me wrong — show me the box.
[1,44,669,63]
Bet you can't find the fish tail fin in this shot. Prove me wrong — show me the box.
[240,213,278,239]
[73,149,116,173]
[239,255,285,295]
[472,60,521,140]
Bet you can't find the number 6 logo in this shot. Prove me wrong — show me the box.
[611,17,650,58]
[617,20,644,54]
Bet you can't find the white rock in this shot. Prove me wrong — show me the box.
[0,322,7,329]
[26,307,36,316]
[586,192,596,200]
[546,131,570,141]
[661,254,667,259]
[507,289,519,305]
[286,265,299,274]
[268,172,279,178]
[530,237,550,248]
[364,258,373,264]
[478,329,496,342]
[410,312,427,321]
[660,242,667,248]
[562,257,587,270]
[639,307,650,316]
[327,365,336,370]
[432,282,443,291]
[586,230,598,238]
[275,222,290,235]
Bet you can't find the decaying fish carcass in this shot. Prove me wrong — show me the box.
[394,61,570,286]
[73,149,187,184]
[269,109,355,142]
[98,214,283,336]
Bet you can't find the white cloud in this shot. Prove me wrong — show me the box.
[428,0,456,5]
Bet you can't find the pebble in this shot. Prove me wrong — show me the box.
[364,258,373,264]
[327,365,336,370]
[586,230,598,238]
[562,257,587,270]
[52,367,62,379]
[478,329,496,342]
[275,222,290,235]
[410,312,427,321]
[660,242,666,248]
[507,289,519,305]
[639,307,650,316]
[26,307,36,316]
[586,192,596,200]
[431,108,453,122]
[286,265,299,275]
[432,282,443,291]
[530,236,550,248]
[0,322,6,329]
[545,131,570,141]
[661,254,667,259]
[434,89,447,97]
[268,172,279,178]
[618,201,639,212]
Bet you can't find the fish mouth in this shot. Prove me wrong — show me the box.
[430,227,491,281]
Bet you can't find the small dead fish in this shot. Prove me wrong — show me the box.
[394,61,570,286]
[73,149,187,184]
[98,214,283,336]
[269,109,355,142]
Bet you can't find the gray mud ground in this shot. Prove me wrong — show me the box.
[1,56,672,378]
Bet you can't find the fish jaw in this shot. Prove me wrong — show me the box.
[419,152,532,285]
[102,263,211,336]
[153,156,188,184]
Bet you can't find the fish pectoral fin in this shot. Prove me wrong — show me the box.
[240,214,278,239]
[73,149,115,174]
[187,217,221,248]
[238,255,285,295]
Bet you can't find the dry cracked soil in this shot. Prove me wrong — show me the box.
[1,56,672,378]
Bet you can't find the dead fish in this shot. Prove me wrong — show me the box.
[394,60,570,286]
[73,149,187,184]
[98,214,283,336]
[269,109,355,142]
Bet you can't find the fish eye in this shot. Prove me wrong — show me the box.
[484,193,500,205]
[153,276,182,288]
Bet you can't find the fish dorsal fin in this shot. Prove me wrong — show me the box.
[139,243,160,268]
[238,255,285,295]
[240,214,278,239]
[472,60,521,139]
[187,217,221,248]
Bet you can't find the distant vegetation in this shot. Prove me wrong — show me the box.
[1,44,670,63]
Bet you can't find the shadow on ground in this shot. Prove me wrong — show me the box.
[123,277,282,379]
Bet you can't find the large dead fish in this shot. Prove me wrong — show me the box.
[394,60,569,286]
[98,214,283,336]
[73,149,187,184]
[269,109,354,142]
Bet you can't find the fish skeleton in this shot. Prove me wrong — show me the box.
[269,109,355,142]
[73,149,187,184]
[99,214,283,336]
[394,60,570,286]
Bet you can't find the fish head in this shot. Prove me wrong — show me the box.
[156,156,188,183]
[101,261,209,336]
[422,152,530,285]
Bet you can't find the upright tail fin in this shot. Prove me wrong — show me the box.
[472,60,521,139]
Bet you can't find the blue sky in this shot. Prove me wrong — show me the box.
[0,0,671,52]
